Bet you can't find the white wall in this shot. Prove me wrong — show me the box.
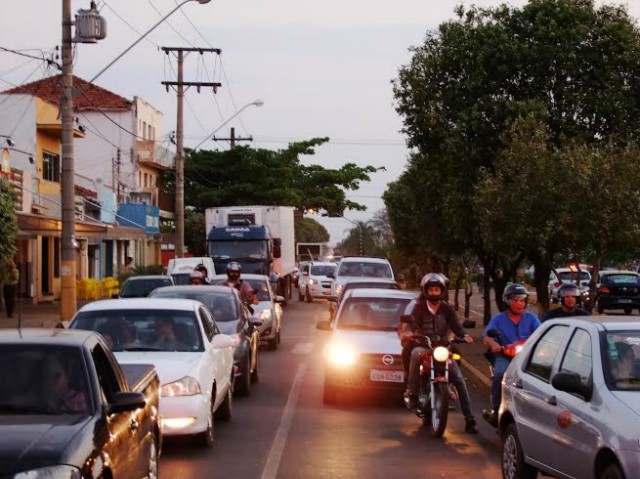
[135,97,164,143]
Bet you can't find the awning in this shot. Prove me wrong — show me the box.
[17,212,108,237]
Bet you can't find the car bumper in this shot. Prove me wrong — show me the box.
[160,394,210,437]
[598,296,640,310]
[324,363,406,391]
[309,284,332,299]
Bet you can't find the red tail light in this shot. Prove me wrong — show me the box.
[600,286,610,293]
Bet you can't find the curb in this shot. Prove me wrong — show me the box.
[460,357,491,387]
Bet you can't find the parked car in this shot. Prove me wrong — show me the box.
[499,316,640,479]
[69,298,236,447]
[328,278,403,323]
[549,267,591,304]
[329,256,395,301]
[149,285,261,396]
[117,275,174,298]
[0,328,161,478]
[317,288,417,403]
[212,273,285,350]
[298,261,337,302]
[595,270,640,315]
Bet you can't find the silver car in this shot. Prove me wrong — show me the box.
[499,316,640,479]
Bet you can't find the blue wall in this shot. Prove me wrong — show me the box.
[117,203,160,234]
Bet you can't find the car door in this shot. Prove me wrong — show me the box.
[512,324,571,468]
[91,343,146,479]
[198,305,231,408]
[550,327,599,478]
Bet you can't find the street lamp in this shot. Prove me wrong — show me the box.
[173,99,264,259]
[59,0,211,321]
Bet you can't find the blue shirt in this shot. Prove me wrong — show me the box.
[483,311,541,345]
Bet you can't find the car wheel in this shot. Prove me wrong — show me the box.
[600,463,624,479]
[624,307,632,315]
[194,388,215,447]
[298,287,304,302]
[250,353,259,383]
[216,382,233,422]
[305,287,312,303]
[502,423,537,479]
[323,379,337,404]
[147,434,159,479]
[236,356,251,397]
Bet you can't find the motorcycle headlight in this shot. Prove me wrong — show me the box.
[161,376,201,397]
[433,346,450,363]
[14,466,81,479]
[326,343,358,367]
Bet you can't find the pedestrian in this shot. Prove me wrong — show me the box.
[124,256,135,275]
[476,265,485,295]
[1,258,19,319]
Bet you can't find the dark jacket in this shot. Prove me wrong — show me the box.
[542,307,590,322]
[409,296,466,339]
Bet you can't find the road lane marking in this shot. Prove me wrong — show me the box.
[260,363,307,479]
[291,343,314,354]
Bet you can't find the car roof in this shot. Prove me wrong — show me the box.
[307,261,337,267]
[150,285,237,294]
[343,278,397,285]
[343,288,417,300]
[599,270,638,275]
[554,267,590,274]
[76,297,202,312]
[123,275,173,281]
[211,273,269,281]
[545,315,640,332]
[339,256,390,264]
[0,328,96,345]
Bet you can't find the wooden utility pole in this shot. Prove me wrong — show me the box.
[213,127,253,149]
[161,47,221,258]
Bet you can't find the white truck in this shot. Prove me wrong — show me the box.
[296,242,329,262]
[205,206,297,301]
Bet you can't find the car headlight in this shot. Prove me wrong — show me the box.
[326,343,358,367]
[433,346,450,363]
[335,284,343,296]
[14,466,81,479]
[256,309,272,321]
[161,376,201,397]
[308,279,315,285]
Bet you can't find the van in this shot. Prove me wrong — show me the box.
[167,257,216,285]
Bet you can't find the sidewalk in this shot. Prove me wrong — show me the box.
[0,299,91,329]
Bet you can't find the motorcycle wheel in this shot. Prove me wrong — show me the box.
[428,382,449,437]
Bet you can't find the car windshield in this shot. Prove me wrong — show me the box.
[339,282,399,302]
[557,271,590,282]
[244,279,272,301]
[120,278,172,298]
[208,240,267,260]
[338,262,392,278]
[310,265,336,276]
[72,309,204,352]
[337,297,411,331]
[0,346,91,415]
[604,331,640,390]
[150,290,239,323]
[604,274,639,284]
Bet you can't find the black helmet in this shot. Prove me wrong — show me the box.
[557,283,582,306]
[502,283,529,308]
[420,272,447,301]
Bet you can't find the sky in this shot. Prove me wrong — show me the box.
[2,0,639,246]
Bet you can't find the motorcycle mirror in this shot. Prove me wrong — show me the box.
[400,314,414,324]
[486,329,501,338]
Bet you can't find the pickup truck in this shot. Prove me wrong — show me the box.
[0,328,161,479]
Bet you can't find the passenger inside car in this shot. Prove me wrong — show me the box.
[613,342,638,382]
[42,354,88,414]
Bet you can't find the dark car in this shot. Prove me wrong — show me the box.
[596,270,640,314]
[149,285,261,396]
[328,278,403,322]
[117,275,175,298]
[0,329,160,479]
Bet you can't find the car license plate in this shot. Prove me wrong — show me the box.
[619,299,632,303]
[370,369,404,383]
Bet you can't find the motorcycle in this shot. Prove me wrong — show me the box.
[482,329,526,426]
[410,333,465,438]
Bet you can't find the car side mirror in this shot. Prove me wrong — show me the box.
[486,329,502,339]
[316,320,332,331]
[400,314,413,324]
[107,391,146,414]
[211,333,236,349]
[551,371,592,401]
[275,295,286,304]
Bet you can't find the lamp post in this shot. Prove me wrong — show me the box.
[59,0,211,321]
[174,99,264,258]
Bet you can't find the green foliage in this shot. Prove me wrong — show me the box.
[184,210,206,257]
[166,138,383,215]
[295,217,330,243]
[0,178,18,260]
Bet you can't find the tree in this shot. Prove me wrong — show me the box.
[184,210,206,257]
[295,217,330,243]
[390,0,640,319]
[0,178,18,261]
[167,138,383,215]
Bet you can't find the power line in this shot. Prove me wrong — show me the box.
[0,46,60,70]
[147,0,196,48]
[101,0,161,48]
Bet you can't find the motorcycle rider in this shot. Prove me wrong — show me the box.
[483,283,541,426]
[400,272,478,434]
[189,270,207,285]
[542,283,590,322]
[194,264,211,285]
[216,261,256,304]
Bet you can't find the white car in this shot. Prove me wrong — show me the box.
[329,256,394,301]
[549,267,591,303]
[317,288,417,403]
[69,298,235,447]
[212,273,285,350]
[297,261,337,302]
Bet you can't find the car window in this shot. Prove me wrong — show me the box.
[557,271,590,282]
[559,328,592,385]
[198,306,215,341]
[120,278,172,298]
[604,274,639,284]
[525,325,570,382]
[337,297,411,331]
[604,331,640,390]
[245,279,271,301]
[337,261,392,278]
[310,265,336,276]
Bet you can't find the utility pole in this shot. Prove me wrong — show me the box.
[213,127,253,149]
[161,47,221,258]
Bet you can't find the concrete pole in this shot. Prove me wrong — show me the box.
[175,50,185,258]
[60,0,77,320]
